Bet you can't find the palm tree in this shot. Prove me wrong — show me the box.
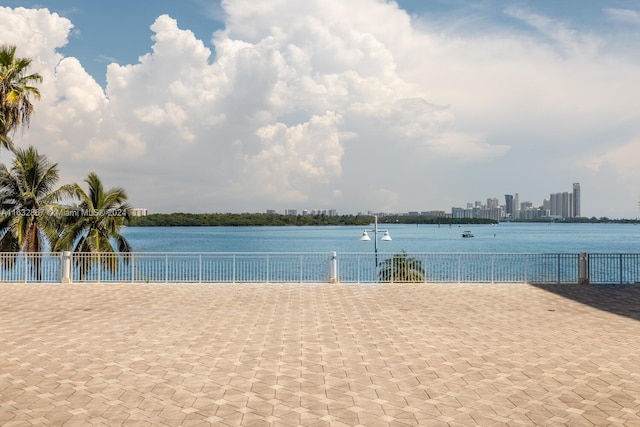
[378,251,426,283]
[0,45,43,152]
[55,172,131,279]
[0,146,71,278]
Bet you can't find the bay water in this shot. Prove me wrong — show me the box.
[121,223,640,254]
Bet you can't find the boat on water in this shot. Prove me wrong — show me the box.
[462,231,474,238]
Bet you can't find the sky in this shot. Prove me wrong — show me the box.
[1,0,640,218]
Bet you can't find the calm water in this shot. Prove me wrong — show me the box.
[121,223,640,253]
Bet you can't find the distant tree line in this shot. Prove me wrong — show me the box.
[378,215,497,225]
[127,212,640,227]
[511,217,640,224]
[127,213,498,227]
[128,213,371,226]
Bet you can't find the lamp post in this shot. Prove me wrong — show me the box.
[360,215,392,268]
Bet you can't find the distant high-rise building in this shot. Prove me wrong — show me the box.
[573,183,581,217]
[520,201,533,211]
[513,193,520,219]
[505,195,514,215]
[480,208,502,222]
[487,198,499,209]
[128,208,148,217]
[451,207,474,218]
[562,192,573,218]
[550,192,573,218]
[553,194,560,216]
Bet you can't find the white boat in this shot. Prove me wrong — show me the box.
[462,231,474,238]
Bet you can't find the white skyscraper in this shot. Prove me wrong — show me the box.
[487,198,499,209]
[573,183,581,217]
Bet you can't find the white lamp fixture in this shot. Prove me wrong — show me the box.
[359,215,392,267]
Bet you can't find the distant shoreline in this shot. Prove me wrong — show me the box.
[126,213,638,227]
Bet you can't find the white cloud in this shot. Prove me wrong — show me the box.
[588,139,639,172]
[0,6,72,58]
[504,7,602,56]
[605,8,640,26]
[2,2,640,216]
[248,111,344,202]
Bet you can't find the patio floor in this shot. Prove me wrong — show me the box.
[1,282,639,426]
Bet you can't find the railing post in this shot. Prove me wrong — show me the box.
[61,251,72,283]
[620,254,624,284]
[579,252,589,284]
[329,252,338,283]
[491,255,495,284]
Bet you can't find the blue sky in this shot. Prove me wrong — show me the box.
[7,0,636,86]
[1,0,640,217]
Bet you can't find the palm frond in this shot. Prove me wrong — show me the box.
[378,251,427,283]
[0,132,14,151]
[0,45,42,137]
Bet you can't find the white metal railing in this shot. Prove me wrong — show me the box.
[336,253,582,283]
[1,252,639,284]
[588,253,640,284]
[67,252,333,283]
[0,252,61,282]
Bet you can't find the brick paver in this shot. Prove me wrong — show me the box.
[1,282,639,426]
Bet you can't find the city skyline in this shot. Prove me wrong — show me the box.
[1,1,639,217]
[277,183,588,220]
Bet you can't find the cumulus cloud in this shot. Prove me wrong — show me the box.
[2,2,640,216]
[0,6,72,58]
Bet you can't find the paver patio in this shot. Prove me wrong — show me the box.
[1,282,639,426]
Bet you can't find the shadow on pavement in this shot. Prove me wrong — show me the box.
[529,282,640,321]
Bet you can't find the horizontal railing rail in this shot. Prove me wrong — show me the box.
[336,253,582,283]
[0,252,639,284]
[0,252,62,283]
[68,252,332,283]
[588,253,640,284]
